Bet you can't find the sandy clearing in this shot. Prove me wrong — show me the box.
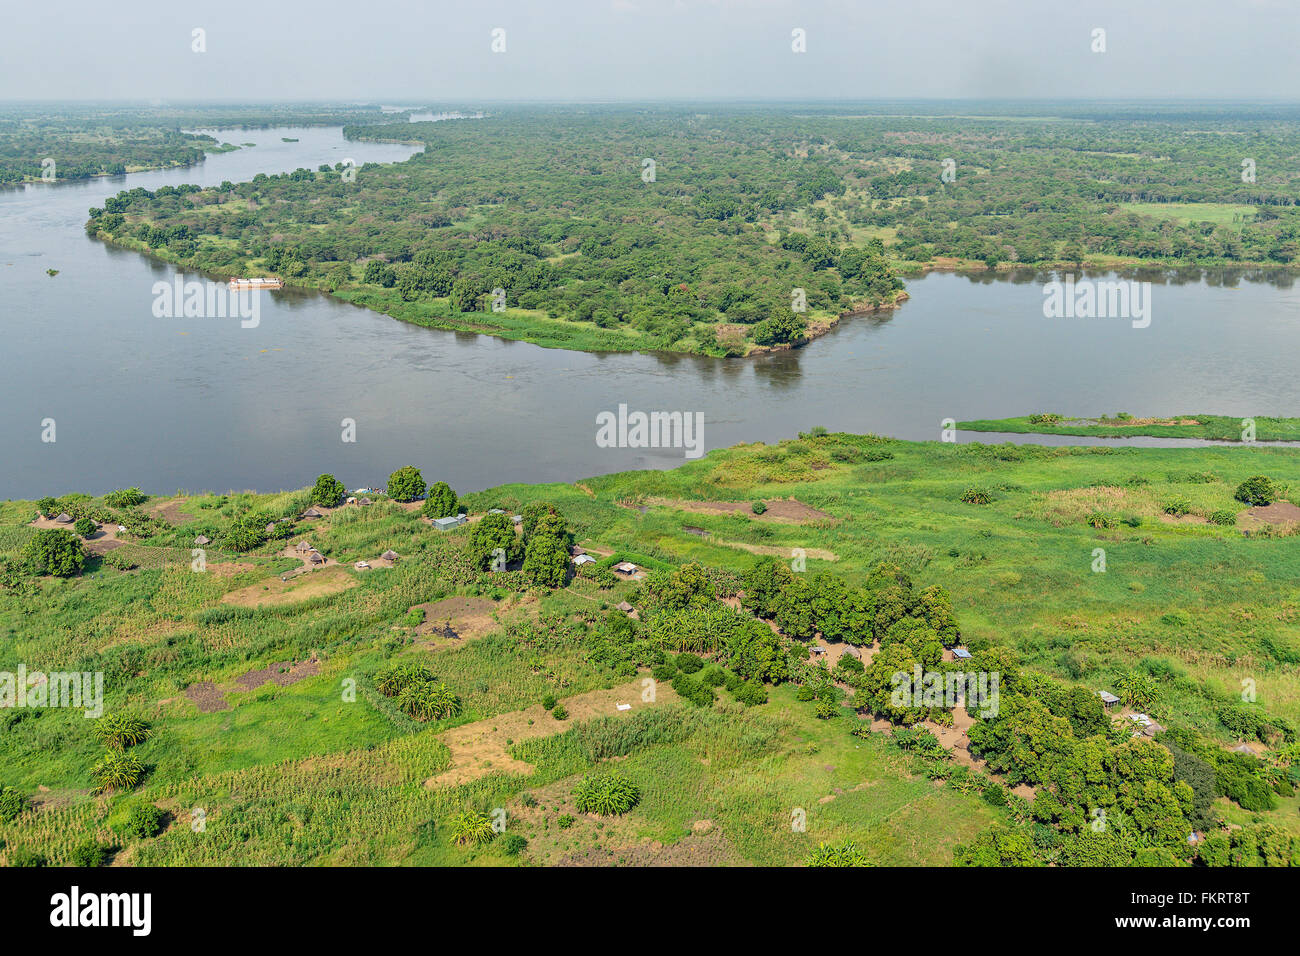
[424,678,676,788]
[221,566,356,607]
[711,538,838,561]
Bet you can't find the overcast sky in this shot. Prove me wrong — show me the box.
[3,0,1298,102]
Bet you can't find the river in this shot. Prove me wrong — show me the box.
[3,125,1300,499]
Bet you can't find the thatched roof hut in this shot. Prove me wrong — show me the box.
[308,551,326,565]
[54,512,73,523]
[296,540,312,553]
[194,535,211,546]
[381,550,399,562]
[301,506,324,518]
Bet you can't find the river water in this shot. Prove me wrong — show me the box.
[3,125,1299,499]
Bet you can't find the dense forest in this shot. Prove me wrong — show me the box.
[82,103,1300,356]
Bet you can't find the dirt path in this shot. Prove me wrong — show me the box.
[424,678,675,788]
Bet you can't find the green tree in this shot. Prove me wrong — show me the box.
[22,528,85,577]
[310,473,346,508]
[467,512,522,570]
[386,466,426,503]
[421,481,459,519]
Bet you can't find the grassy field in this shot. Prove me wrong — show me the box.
[1118,202,1259,231]
[1,432,1297,866]
[957,414,1300,442]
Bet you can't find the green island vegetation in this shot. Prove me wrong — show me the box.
[2,432,1298,867]
[959,414,1300,443]
[74,102,1300,356]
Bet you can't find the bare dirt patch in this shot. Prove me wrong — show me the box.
[412,596,503,647]
[185,681,229,713]
[148,497,194,525]
[221,567,356,607]
[1240,501,1300,528]
[424,678,676,788]
[235,659,321,691]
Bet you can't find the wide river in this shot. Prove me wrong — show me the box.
[3,125,1300,499]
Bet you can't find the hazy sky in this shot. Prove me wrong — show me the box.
[3,0,1299,102]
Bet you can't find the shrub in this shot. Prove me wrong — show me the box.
[733,680,768,706]
[499,833,528,856]
[21,528,85,577]
[700,665,727,687]
[73,516,97,538]
[813,698,840,720]
[1235,475,1278,507]
[119,804,167,840]
[806,841,872,866]
[103,487,146,508]
[651,661,677,682]
[92,751,144,792]
[1162,496,1192,517]
[751,500,767,515]
[1209,509,1238,526]
[670,673,714,707]
[397,682,462,721]
[558,814,576,829]
[374,662,435,697]
[676,653,704,674]
[551,704,569,720]
[93,713,151,749]
[68,839,109,867]
[310,473,346,508]
[386,466,426,503]
[1028,413,1062,424]
[541,693,557,710]
[960,488,991,505]
[1085,512,1116,529]
[0,786,26,822]
[573,772,641,815]
[448,810,494,846]
[100,550,138,571]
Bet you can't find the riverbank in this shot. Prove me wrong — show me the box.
[958,414,1300,443]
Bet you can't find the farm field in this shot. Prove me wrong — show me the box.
[2,431,1298,867]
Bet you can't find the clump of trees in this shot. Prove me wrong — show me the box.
[422,481,458,519]
[21,528,84,577]
[386,466,426,503]
[311,473,346,507]
[374,661,461,721]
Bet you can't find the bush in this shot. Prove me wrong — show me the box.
[960,488,991,505]
[1163,496,1192,517]
[573,772,641,815]
[103,487,146,508]
[751,500,767,515]
[806,841,871,866]
[499,833,528,856]
[541,693,557,710]
[651,661,677,682]
[676,653,704,674]
[700,665,727,687]
[21,528,85,577]
[0,786,26,821]
[386,466,426,503]
[92,751,144,792]
[558,813,576,829]
[813,698,839,720]
[375,662,435,697]
[396,682,462,721]
[1209,509,1238,526]
[68,839,109,867]
[1085,512,1116,529]
[119,804,167,840]
[1027,413,1062,424]
[448,810,494,846]
[100,550,138,571]
[551,704,569,720]
[310,473,346,508]
[93,713,151,749]
[1235,475,1278,507]
[733,680,768,706]
[73,516,97,538]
